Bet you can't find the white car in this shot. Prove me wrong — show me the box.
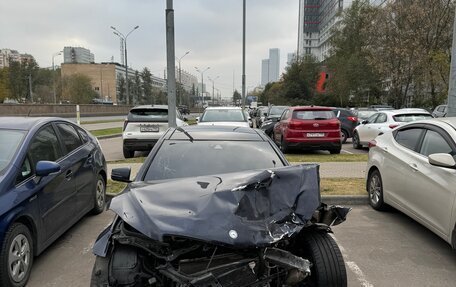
[122,105,187,158]
[353,109,433,149]
[197,107,252,127]
[366,117,456,248]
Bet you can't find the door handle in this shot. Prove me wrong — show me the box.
[408,163,419,172]
[65,170,73,179]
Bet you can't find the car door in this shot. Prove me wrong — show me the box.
[29,124,77,241]
[55,122,94,218]
[401,126,456,237]
[356,113,379,143]
[274,109,290,143]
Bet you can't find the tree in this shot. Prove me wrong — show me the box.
[132,70,142,105]
[0,68,11,102]
[141,68,154,104]
[62,73,98,104]
[117,75,126,104]
[232,89,241,105]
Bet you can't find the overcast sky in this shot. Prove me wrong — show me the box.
[0,0,299,98]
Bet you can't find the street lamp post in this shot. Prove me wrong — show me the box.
[208,76,219,105]
[176,51,190,105]
[195,67,210,107]
[111,25,139,105]
[52,51,62,104]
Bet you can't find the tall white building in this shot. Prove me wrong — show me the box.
[298,0,385,62]
[63,46,95,64]
[260,48,280,86]
[0,49,35,68]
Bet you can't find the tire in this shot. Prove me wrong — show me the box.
[90,255,109,287]
[352,132,362,149]
[298,231,347,287]
[0,223,34,287]
[330,148,341,154]
[341,130,349,144]
[91,175,106,215]
[367,169,387,211]
[280,137,289,153]
[123,147,134,159]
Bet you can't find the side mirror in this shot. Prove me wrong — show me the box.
[184,117,188,122]
[196,117,200,123]
[111,167,132,183]
[428,153,456,168]
[362,120,368,125]
[264,112,268,116]
[36,161,61,177]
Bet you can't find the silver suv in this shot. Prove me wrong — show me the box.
[122,105,188,158]
[432,104,447,118]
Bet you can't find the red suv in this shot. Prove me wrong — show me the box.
[273,106,342,154]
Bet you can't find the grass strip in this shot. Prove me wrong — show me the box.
[81,119,124,125]
[320,178,366,195]
[286,153,368,163]
[108,157,147,164]
[106,179,127,194]
[91,127,123,137]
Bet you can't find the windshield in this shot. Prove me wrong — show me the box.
[128,109,168,122]
[200,109,246,122]
[0,130,26,174]
[269,106,287,117]
[145,140,284,180]
[393,114,433,122]
[357,111,376,120]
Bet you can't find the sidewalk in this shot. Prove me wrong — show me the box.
[106,162,367,179]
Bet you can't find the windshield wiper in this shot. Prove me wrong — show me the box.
[176,127,194,142]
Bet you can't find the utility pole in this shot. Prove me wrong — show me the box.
[28,74,33,103]
[195,67,210,108]
[52,51,62,104]
[208,76,219,105]
[176,51,190,105]
[166,0,177,127]
[447,9,456,117]
[241,0,246,109]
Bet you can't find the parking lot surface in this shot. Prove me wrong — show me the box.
[27,206,456,286]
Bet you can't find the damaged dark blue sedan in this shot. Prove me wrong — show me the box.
[91,125,350,287]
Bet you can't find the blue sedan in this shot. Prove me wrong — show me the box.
[0,117,107,287]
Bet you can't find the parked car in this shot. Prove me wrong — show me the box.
[366,117,456,248]
[273,106,342,154]
[122,105,188,158]
[0,117,107,287]
[260,105,289,137]
[353,109,377,124]
[432,104,448,118]
[352,109,433,149]
[252,106,269,128]
[331,107,358,143]
[369,104,394,111]
[91,125,350,286]
[197,106,252,127]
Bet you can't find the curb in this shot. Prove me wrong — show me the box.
[96,134,122,140]
[321,195,368,205]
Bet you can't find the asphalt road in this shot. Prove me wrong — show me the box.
[27,206,456,286]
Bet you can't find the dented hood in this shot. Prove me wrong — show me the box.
[109,164,321,247]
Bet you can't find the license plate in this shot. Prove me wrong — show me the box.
[140,125,159,132]
[307,132,325,137]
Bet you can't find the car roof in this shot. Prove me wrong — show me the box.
[290,106,333,111]
[204,106,242,110]
[435,117,456,129]
[130,105,169,110]
[168,125,264,141]
[0,117,68,131]
[378,109,432,116]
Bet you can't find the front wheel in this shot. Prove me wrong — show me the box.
[298,231,347,287]
[280,137,289,153]
[341,129,349,144]
[0,223,34,287]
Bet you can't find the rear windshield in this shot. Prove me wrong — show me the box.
[145,140,284,180]
[0,129,26,174]
[269,106,287,117]
[393,114,433,122]
[128,108,168,122]
[200,109,246,122]
[294,110,335,120]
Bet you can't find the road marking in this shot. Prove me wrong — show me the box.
[333,236,374,287]
[342,149,353,154]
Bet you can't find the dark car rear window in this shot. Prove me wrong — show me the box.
[294,110,335,120]
[128,108,168,122]
[393,113,433,122]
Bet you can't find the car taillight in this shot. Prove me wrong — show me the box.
[368,140,377,148]
[389,124,399,129]
[123,120,128,131]
[347,116,358,122]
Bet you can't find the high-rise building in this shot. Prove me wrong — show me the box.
[260,48,281,86]
[63,47,95,64]
[298,0,385,62]
[287,52,296,66]
[261,59,270,86]
[0,49,35,68]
